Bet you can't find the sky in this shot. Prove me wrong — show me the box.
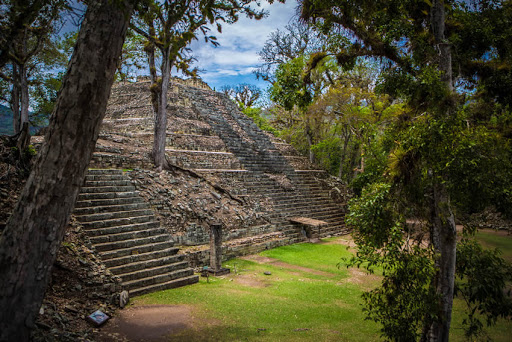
[188,0,298,92]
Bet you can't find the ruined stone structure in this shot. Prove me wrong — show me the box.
[74,78,350,295]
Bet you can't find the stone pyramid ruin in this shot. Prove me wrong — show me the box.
[73,77,350,296]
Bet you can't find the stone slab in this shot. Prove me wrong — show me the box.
[288,217,328,227]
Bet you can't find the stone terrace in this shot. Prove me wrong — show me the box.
[89,78,350,266]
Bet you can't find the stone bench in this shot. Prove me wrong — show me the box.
[288,217,328,242]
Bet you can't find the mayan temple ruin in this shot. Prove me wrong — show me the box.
[73,78,350,296]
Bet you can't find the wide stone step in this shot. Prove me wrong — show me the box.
[75,196,143,208]
[85,174,126,181]
[85,221,160,237]
[80,185,136,193]
[84,179,133,187]
[274,205,345,216]
[110,254,185,275]
[104,246,179,268]
[119,260,190,282]
[74,202,150,215]
[89,226,168,244]
[128,275,199,297]
[273,198,335,207]
[94,234,171,252]
[88,169,123,175]
[77,191,140,201]
[99,240,175,260]
[321,218,345,226]
[81,215,155,229]
[311,212,345,220]
[75,209,153,222]
[123,267,195,291]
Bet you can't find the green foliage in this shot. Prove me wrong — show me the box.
[117,29,147,82]
[361,248,438,342]
[31,72,63,119]
[346,181,439,340]
[25,144,36,157]
[346,182,397,253]
[380,105,512,219]
[455,237,512,340]
[270,56,312,111]
[242,107,277,134]
[310,137,342,175]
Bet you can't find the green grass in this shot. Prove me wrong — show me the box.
[135,241,381,341]
[476,230,512,262]
[131,235,512,341]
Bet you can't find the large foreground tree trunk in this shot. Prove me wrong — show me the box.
[428,182,457,342]
[0,1,133,340]
[426,1,457,341]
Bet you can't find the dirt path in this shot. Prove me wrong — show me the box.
[97,305,195,342]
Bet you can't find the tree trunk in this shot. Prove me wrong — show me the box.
[17,62,30,150]
[19,63,29,128]
[426,1,457,341]
[0,1,132,340]
[350,142,361,181]
[305,121,315,164]
[338,128,350,179]
[11,63,21,134]
[152,46,171,171]
[428,182,457,342]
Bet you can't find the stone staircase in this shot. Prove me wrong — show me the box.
[85,79,350,266]
[74,169,198,296]
[186,86,347,241]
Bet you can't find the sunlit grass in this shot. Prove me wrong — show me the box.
[131,233,512,341]
[135,240,381,341]
[476,230,512,262]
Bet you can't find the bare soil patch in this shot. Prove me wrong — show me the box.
[322,235,357,248]
[241,255,334,277]
[97,305,197,342]
[234,273,269,288]
[339,268,382,291]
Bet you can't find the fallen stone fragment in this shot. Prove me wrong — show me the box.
[119,290,129,309]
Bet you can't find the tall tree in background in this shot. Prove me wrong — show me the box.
[0,0,67,150]
[299,0,512,340]
[131,0,264,171]
[0,0,54,69]
[221,83,262,109]
[256,21,320,83]
[0,0,134,340]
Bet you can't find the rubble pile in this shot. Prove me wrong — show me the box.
[127,168,270,245]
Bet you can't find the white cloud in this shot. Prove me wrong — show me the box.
[190,0,298,89]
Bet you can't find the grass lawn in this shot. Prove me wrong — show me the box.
[476,229,512,262]
[132,233,512,341]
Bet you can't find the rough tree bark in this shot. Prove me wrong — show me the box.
[426,1,457,341]
[11,63,20,134]
[337,127,350,180]
[0,0,133,340]
[19,62,29,132]
[152,46,172,171]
